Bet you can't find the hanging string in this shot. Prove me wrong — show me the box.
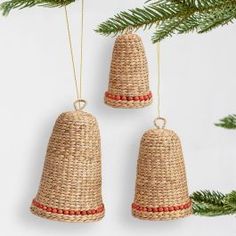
[64,0,84,106]
[154,42,167,129]
[79,0,84,99]
[157,42,161,118]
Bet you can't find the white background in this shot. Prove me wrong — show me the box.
[0,0,235,235]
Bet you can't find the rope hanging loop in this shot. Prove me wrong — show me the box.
[74,99,87,111]
[154,117,167,129]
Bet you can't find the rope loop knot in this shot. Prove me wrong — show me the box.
[154,117,166,129]
[74,99,87,111]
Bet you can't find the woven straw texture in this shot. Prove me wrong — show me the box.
[132,128,192,221]
[104,33,152,109]
[30,110,104,223]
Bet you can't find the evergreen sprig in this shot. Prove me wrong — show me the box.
[0,0,75,16]
[191,190,236,216]
[96,0,236,42]
[215,114,236,129]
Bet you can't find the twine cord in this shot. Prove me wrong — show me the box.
[157,42,161,118]
[64,0,84,108]
[154,42,167,129]
[79,0,84,99]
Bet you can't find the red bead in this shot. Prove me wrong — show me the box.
[163,207,169,212]
[69,210,75,215]
[134,96,139,101]
[46,207,52,212]
[168,207,174,212]
[57,209,63,214]
[147,207,152,212]
[52,208,58,213]
[105,92,109,97]
[127,96,133,101]
[75,210,81,215]
[158,207,164,212]
[143,207,148,212]
[152,208,158,213]
[115,95,121,101]
[43,206,47,210]
[91,209,97,214]
[108,94,112,99]
[87,210,92,215]
[63,210,70,215]
[139,96,144,101]
[136,206,141,211]
[179,205,184,210]
[144,95,148,101]
[81,210,87,215]
[98,207,103,213]
[132,203,136,209]
[121,96,126,101]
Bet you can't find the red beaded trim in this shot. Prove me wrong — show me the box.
[132,201,192,213]
[105,91,152,101]
[32,199,104,216]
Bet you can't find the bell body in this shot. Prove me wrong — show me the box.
[132,128,192,220]
[30,111,104,223]
[104,33,152,109]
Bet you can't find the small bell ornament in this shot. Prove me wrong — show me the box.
[132,118,192,221]
[30,100,105,223]
[104,32,153,109]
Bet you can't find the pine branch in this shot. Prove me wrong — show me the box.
[225,191,236,210]
[0,0,75,15]
[152,16,186,42]
[215,114,236,129]
[191,190,236,216]
[191,190,225,207]
[96,0,236,43]
[198,4,236,33]
[96,2,190,36]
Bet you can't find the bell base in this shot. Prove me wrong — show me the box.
[30,206,104,223]
[132,208,192,221]
[104,97,152,109]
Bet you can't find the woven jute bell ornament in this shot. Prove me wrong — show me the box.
[104,32,152,109]
[132,118,192,221]
[30,100,105,223]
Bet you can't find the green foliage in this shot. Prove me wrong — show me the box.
[0,0,75,16]
[215,114,236,129]
[225,191,236,210]
[191,190,236,216]
[96,0,236,43]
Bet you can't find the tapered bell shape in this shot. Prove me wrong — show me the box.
[104,33,152,108]
[132,119,192,220]
[30,109,105,223]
